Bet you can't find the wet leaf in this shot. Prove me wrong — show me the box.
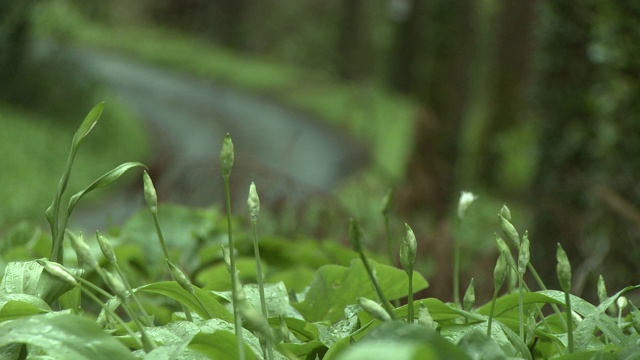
[0,313,134,360]
[136,281,233,323]
[67,162,146,214]
[0,294,51,322]
[294,259,428,323]
[72,102,103,150]
[189,331,257,360]
[456,329,508,360]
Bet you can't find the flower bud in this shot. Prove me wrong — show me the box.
[68,231,98,271]
[463,278,475,312]
[381,189,392,216]
[349,218,363,253]
[96,231,117,264]
[220,133,234,178]
[167,260,194,295]
[37,259,77,285]
[247,182,260,221]
[495,234,517,271]
[493,253,507,292]
[616,296,628,311]
[358,297,391,322]
[457,191,478,220]
[499,214,520,247]
[104,270,127,300]
[556,243,572,293]
[400,223,417,275]
[517,231,530,275]
[418,302,437,330]
[500,204,512,221]
[142,171,158,214]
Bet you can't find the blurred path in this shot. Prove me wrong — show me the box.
[42,44,367,231]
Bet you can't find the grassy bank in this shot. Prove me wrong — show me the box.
[0,102,149,229]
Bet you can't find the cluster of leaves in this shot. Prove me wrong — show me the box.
[1,105,640,359]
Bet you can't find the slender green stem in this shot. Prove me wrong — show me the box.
[384,215,393,267]
[358,251,397,320]
[49,148,78,264]
[453,236,461,307]
[407,272,414,324]
[223,176,245,360]
[527,262,567,331]
[115,264,154,326]
[150,212,192,321]
[518,273,525,341]
[565,291,574,353]
[487,288,499,337]
[252,219,273,360]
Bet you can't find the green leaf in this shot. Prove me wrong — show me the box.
[0,294,51,322]
[189,331,256,360]
[67,162,146,214]
[72,102,103,150]
[294,259,428,323]
[0,260,78,304]
[143,341,191,360]
[0,313,135,360]
[279,340,327,359]
[136,281,233,323]
[477,292,563,319]
[268,317,318,342]
[457,330,508,360]
[196,257,267,291]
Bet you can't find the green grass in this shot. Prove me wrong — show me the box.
[0,102,149,230]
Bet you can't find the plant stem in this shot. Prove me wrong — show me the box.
[48,147,77,264]
[518,273,525,341]
[407,271,414,324]
[358,251,397,320]
[224,176,245,360]
[251,219,273,360]
[565,291,574,353]
[114,263,154,326]
[453,235,461,307]
[487,288,499,337]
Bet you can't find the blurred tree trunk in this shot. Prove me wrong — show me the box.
[0,0,32,92]
[475,0,536,190]
[387,0,425,93]
[531,1,640,295]
[335,0,373,80]
[395,0,477,300]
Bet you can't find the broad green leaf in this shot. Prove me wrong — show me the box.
[196,257,267,291]
[335,342,438,360]
[477,292,563,319]
[0,260,78,304]
[67,162,146,214]
[268,317,318,342]
[189,331,257,360]
[456,329,508,360]
[136,281,233,323]
[279,340,327,359]
[72,102,103,150]
[336,321,471,360]
[0,294,51,322]
[0,313,134,360]
[143,341,192,360]
[294,259,428,323]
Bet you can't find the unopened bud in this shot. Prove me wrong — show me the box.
[463,278,475,312]
[400,223,417,275]
[37,259,77,285]
[104,271,127,300]
[381,189,392,216]
[500,204,512,221]
[499,214,520,247]
[517,231,530,275]
[493,253,507,292]
[358,297,391,322]
[142,171,158,214]
[616,296,628,311]
[220,134,234,178]
[417,302,437,330]
[96,231,117,264]
[167,260,194,295]
[349,218,363,253]
[68,231,98,271]
[556,244,572,293]
[247,182,260,221]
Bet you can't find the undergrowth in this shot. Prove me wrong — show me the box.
[1,105,639,359]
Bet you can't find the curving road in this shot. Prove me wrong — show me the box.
[42,44,368,231]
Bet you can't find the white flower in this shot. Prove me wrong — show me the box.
[457,191,478,219]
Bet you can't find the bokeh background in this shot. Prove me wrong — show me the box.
[2,0,639,302]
